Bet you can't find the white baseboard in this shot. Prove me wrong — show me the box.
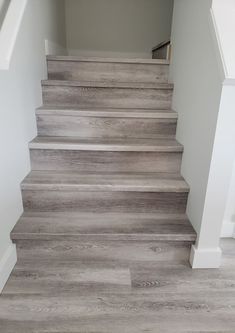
[67,49,152,59]
[0,243,17,293]
[221,220,235,238]
[45,39,67,56]
[189,245,222,269]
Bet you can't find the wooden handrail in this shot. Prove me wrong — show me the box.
[152,40,171,53]
[152,40,171,60]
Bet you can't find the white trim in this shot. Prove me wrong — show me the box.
[68,49,152,59]
[221,220,235,238]
[0,243,17,293]
[209,8,227,82]
[190,245,222,269]
[0,0,27,70]
[223,78,235,86]
[45,39,67,56]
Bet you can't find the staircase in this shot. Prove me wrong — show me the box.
[11,56,196,269]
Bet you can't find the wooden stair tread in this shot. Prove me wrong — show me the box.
[21,171,189,193]
[11,212,196,241]
[42,80,173,90]
[47,55,170,65]
[36,106,178,119]
[29,136,183,152]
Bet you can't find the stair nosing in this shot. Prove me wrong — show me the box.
[11,212,196,242]
[11,233,196,242]
[36,107,178,119]
[29,137,183,152]
[21,183,189,193]
[21,171,190,193]
[42,80,174,90]
[46,55,170,65]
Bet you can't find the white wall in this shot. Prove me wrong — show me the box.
[0,0,10,28]
[0,0,66,292]
[170,0,225,268]
[212,0,235,238]
[65,0,174,58]
[195,84,235,249]
[212,0,235,79]
[222,161,235,237]
[170,0,222,234]
[170,0,235,268]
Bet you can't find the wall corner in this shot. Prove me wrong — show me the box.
[0,243,17,293]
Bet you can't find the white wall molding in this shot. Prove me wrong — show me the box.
[190,245,222,269]
[223,78,235,86]
[221,220,235,238]
[0,244,17,293]
[0,0,27,70]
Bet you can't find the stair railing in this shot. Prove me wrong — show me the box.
[152,40,171,60]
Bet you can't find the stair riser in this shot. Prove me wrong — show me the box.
[30,150,182,173]
[47,60,169,83]
[13,240,192,264]
[36,115,177,138]
[22,190,188,214]
[42,85,173,109]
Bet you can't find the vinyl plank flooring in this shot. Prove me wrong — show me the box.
[1,240,234,332]
[11,212,196,241]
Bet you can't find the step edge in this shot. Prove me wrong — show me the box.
[42,80,174,90]
[28,141,184,152]
[11,233,196,242]
[21,183,190,193]
[46,55,170,65]
[36,108,178,119]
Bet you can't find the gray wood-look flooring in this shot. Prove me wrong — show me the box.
[11,212,196,241]
[47,56,170,83]
[36,112,177,138]
[3,56,210,331]
[0,239,235,332]
[42,81,173,109]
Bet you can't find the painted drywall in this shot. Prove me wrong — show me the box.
[212,0,235,79]
[0,0,66,291]
[195,84,235,250]
[0,0,10,28]
[222,161,235,237]
[170,0,235,267]
[211,0,235,238]
[65,0,174,58]
[170,0,222,235]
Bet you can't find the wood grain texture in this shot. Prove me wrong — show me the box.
[36,106,178,119]
[42,82,173,109]
[46,55,170,64]
[22,189,188,214]
[47,59,169,83]
[2,261,132,295]
[36,114,177,138]
[30,149,182,173]
[1,54,234,333]
[21,171,189,193]
[13,239,193,263]
[29,136,183,173]
[11,212,196,241]
[42,80,173,89]
[29,136,183,152]
[1,240,235,332]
